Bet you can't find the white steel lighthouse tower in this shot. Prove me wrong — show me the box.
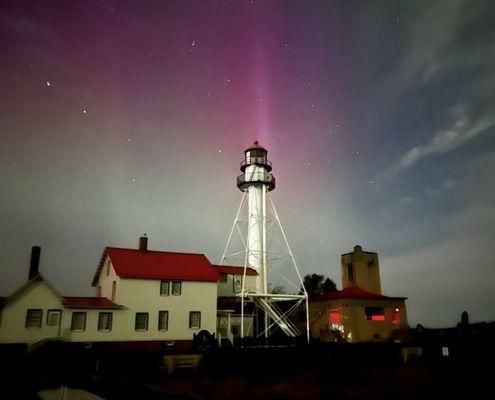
[221,142,309,342]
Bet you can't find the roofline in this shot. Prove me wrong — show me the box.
[340,250,378,256]
[105,246,207,256]
[62,297,123,310]
[4,274,65,306]
[213,264,258,275]
[116,274,219,282]
[92,248,108,286]
[311,295,407,301]
[93,247,221,285]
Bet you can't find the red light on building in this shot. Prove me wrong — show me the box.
[365,306,386,321]
[392,307,400,324]
[329,309,340,324]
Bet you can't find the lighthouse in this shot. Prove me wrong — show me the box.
[221,142,309,342]
[236,141,275,293]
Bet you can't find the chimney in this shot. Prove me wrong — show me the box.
[139,234,148,251]
[29,246,41,280]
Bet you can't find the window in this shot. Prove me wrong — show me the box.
[329,309,341,324]
[392,307,400,324]
[111,281,116,302]
[71,312,86,331]
[365,307,385,321]
[135,312,148,331]
[46,310,62,327]
[233,275,242,293]
[347,263,354,284]
[98,312,112,331]
[158,311,169,331]
[97,286,102,297]
[26,309,42,329]
[172,281,181,296]
[106,260,110,277]
[160,281,170,296]
[220,274,227,283]
[189,311,201,329]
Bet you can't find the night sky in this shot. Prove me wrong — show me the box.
[1,0,494,327]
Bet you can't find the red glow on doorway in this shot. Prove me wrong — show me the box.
[329,309,340,324]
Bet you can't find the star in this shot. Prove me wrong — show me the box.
[46,81,51,87]
[130,178,136,183]
[82,109,87,115]
[218,148,222,153]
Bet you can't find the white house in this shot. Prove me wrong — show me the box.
[0,237,222,346]
[0,274,122,345]
[89,236,220,343]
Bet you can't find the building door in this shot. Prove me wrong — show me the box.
[47,310,62,337]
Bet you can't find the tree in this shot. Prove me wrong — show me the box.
[301,274,337,297]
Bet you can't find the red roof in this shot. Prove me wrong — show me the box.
[63,297,122,309]
[310,286,407,302]
[214,265,258,276]
[93,247,221,285]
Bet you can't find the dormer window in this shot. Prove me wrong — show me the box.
[106,260,111,277]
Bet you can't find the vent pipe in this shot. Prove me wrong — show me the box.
[29,246,41,280]
[139,234,148,251]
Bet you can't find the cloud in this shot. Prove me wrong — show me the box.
[385,106,495,177]
[398,2,464,87]
[373,0,495,117]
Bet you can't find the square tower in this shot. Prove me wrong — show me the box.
[341,245,381,294]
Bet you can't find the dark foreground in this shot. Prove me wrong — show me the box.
[0,338,493,399]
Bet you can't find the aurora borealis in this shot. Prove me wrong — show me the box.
[1,0,494,327]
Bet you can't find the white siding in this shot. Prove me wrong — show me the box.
[0,280,63,344]
[0,276,218,344]
[114,278,218,341]
[96,256,121,301]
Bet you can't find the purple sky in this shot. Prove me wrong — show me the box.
[1,0,494,327]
